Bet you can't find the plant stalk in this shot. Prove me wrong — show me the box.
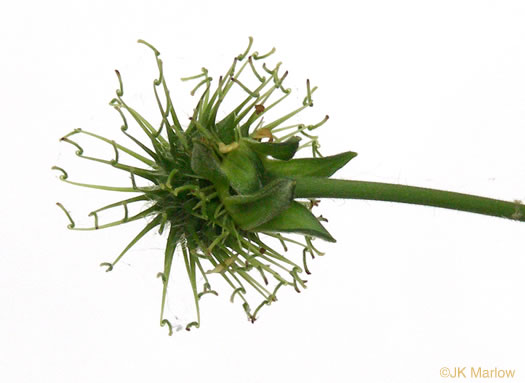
[294,177,525,222]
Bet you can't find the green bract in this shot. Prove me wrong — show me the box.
[54,38,355,334]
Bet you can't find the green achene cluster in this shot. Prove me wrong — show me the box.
[54,38,355,334]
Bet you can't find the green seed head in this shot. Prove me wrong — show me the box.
[54,37,356,334]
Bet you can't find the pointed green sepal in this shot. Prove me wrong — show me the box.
[255,201,336,242]
[215,111,237,144]
[223,178,295,230]
[190,140,228,189]
[264,151,357,178]
[221,142,265,194]
[242,136,301,161]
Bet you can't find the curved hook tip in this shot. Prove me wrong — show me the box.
[100,262,114,272]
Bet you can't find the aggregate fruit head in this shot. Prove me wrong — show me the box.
[54,38,354,334]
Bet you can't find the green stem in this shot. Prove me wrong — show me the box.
[294,177,525,222]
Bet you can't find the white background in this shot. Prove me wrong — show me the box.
[2,1,525,382]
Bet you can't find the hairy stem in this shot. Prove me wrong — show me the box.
[294,177,525,222]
